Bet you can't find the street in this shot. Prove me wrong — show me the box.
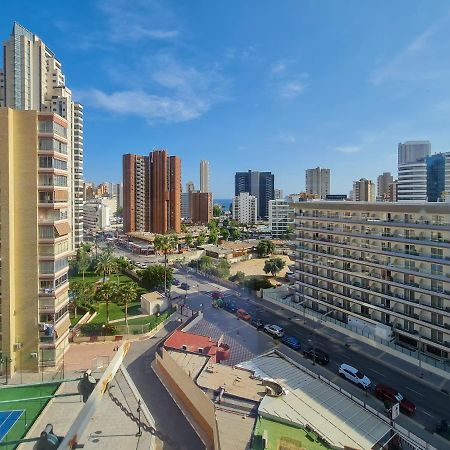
[173,267,450,447]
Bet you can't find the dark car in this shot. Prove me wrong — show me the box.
[223,301,237,313]
[375,384,416,415]
[303,347,330,365]
[180,282,190,290]
[281,335,301,350]
[250,318,264,329]
[172,279,180,286]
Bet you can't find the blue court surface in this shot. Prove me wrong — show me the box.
[0,410,24,441]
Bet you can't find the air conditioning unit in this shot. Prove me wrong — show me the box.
[30,352,38,359]
[14,343,23,350]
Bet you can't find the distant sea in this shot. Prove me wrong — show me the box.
[214,198,232,211]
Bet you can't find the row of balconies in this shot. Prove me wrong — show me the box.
[297,224,450,247]
[296,212,449,227]
[296,279,450,333]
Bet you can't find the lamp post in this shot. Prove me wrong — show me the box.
[418,332,423,378]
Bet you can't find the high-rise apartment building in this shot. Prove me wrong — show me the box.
[387,181,398,202]
[186,181,195,193]
[191,192,213,224]
[123,154,150,233]
[232,192,257,224]
[352,179,375,202]
[274,189,283,200]
[427,152,450,202]
[0,23,82,373]
[1,22,83,249]
[377,172,393,201]
[1,109,72,373]
[235,170,274,219]
[305,167,330,199]
[200,160,209,193]
[269,200,294,238]
[123,150,181,234]
[293,201,450,361]
[397,141,431,202]
[181,193,191,219]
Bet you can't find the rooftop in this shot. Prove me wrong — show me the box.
[141,291,166,303]
[238,352,391,450]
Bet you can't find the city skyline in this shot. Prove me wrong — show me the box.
[3,2,450,196]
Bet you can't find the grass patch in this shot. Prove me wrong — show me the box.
[70,314,83,327]
[90,300,141,324]
[0,383,59,445]
[252,417,332,450]
[115,307,175,326]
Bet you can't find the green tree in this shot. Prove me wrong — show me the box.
[220,227,230,241]
[257,239,275,257]
[208,228,219,245]
[198,255,214,272]
[69,279,94,316]
[196,232,207,246]
[230,270,246,283]
[263,257,286,277]
[95,251,117,284]
[154,234,178,296]
[117,282,138,325]
[115,206,123,217]
[140,264,174,291]
[181,223,188,233]
[185,233,194,248]
[96,281,118,324]
[229,227,241,241]
[213,204,223,217]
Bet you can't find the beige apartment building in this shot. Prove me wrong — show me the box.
[0,23,79,374]
[1,109,71,373]
[293,201,450,361]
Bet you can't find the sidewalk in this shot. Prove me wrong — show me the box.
[253,294,450,393]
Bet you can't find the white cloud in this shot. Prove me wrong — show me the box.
[275,132,297,144]
[78,89,207,122]
[279,81,306,99]
[370,17,450,86]
[97,0,179,43]
[78,53,228,123]
[334,145,362,154]
[271,61,288,75]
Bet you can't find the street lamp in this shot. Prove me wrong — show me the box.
[418,332,423,378]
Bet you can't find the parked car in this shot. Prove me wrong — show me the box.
[303,347,330,365]
[236,309,251,321]
[223,301,238,313]
[281,335,301,350]
[263,324,285,338]
[172,279,180,286]
[250,318,265,329]
[180,282,190,290]
[338,364,371,389]
[375,384,416,415]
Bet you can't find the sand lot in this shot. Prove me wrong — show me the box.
[230,255,291,277]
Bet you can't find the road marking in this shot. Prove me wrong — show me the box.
[422,410,436,419]
[404,386,424,397]
[367,368,385,378]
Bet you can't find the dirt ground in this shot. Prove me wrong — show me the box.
[230,255,291,277]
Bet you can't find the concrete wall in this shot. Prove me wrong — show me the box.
[155,348,219,449]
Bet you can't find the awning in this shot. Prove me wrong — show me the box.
[54,221,71,236]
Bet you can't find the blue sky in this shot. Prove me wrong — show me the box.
[2,1,450,197]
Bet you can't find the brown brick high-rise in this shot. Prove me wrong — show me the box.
[123,150,181,234]
[190,192,212,224]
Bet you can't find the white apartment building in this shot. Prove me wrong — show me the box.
[397,141,430,202]
[101,196,118,220]
[274,189,283,200]
[352,178,375,202]
[232,192,257,224]
[83,200,111,231]
[269,200,294,238]
[293,201,450,361]
[305,167,330,198]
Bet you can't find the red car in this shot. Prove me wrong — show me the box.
[375,384,416,415]
[237,308,251,321]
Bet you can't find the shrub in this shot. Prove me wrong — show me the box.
[244,276,273,291]
[80,322,117,336]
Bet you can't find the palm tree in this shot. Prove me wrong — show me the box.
[97,281,118,324]
[185,233,194,248]
[118,282,138,326]
[95,251,116,284]
[154,234,178,297]
[76,247,90,281]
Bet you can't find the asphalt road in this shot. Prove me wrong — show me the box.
[174,268,450,444]
[124,322,204,450]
